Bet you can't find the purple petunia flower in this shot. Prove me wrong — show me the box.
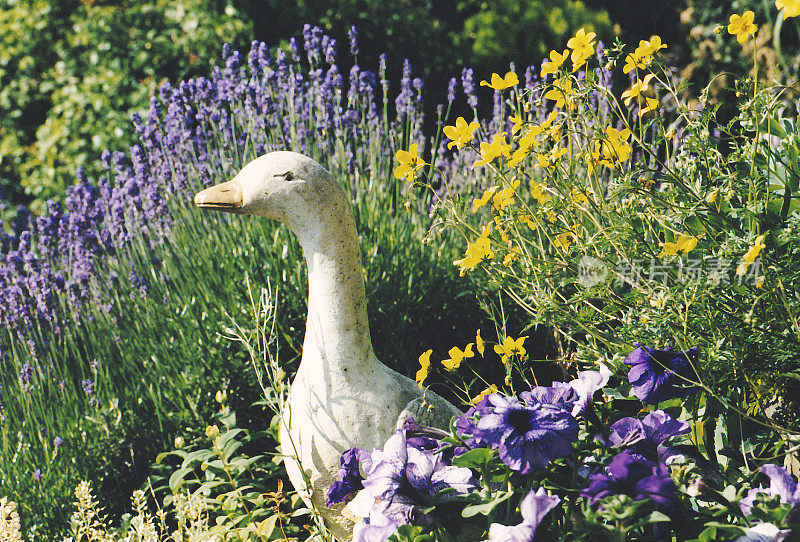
[326,447,370,507]
[522,366,611,417]
[607,410,690,463]
[473,394,579,474]
[740,464,800,516]
[346,421,476,541]
[488,487,561,542]
[624,343,699,404]
[581,450,680,514]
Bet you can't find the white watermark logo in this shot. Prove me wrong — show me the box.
[578,256,609,287]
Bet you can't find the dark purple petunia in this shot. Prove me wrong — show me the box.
[581,450,680,514]
[326,446,369,507]
[624,343,699,404]
[474,394,579,474]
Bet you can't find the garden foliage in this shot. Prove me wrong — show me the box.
[2,1,800,540]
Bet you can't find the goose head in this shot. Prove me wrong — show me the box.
[194,151,347,238]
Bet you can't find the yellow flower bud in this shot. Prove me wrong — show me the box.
[215,390,227,403]
[174,436,184,448]
[205,425,219,440]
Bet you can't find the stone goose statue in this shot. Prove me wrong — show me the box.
[195,151,462,539]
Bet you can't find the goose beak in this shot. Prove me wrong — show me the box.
[194,180,243,212]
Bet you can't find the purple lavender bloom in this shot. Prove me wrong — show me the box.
[461,67,477,108]
[348,26,359,56]
[624,343,699,404]
[81,378,94,396]
[447,77,457,103]
[488,487,561,542]
[740,464,800,516]
[32,469,42,481]
[474,394,579,474]
[54,436,63,449]
[327,447,369,507]
[581,451,680,513]
[19,362,32,392]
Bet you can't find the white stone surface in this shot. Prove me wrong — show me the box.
[195,152,461,540]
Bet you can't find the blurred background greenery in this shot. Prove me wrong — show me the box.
[4,0,799,217]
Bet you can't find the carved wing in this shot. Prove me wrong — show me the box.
[395,393,462,431]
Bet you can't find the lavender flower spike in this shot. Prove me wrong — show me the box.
[488,487,561,542]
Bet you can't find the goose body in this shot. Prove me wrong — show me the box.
[195,152,461,539]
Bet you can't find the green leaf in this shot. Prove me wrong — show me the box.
[168,467,194,492]
[452,447,494,469]
[462,491,513,517]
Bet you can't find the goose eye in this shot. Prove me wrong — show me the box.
[281,171,294,181]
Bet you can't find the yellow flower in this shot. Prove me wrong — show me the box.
[416,349,432,389]
[621,74,656,106]
[553,231,577,251]
[736,235,766,275]
[518,212,538,230]
[490,179,520,214]
[215,390,227,403]
[502,250,520,266]
[475,329,485,356]
[471,384,498,405]
[454,235,494,276]
[480,71,519,91]
[174,436,185,448]
[205,425,219,439]
[443,117,480,150]
[472,186,499,212]
[567,28,596,70]
[510,114,524,134]
[473,133,511,168]
[541,49,569,77]
[706,189,719,204]
[494,335,528,363]
[530,181,550,205]
[571,189,590,207]
[658,234,698,257]
[642,35,667,56]
[393,143,425,183]
[622,36,666,73]
[776,0,800,19]
[728,11,758,44]
[442,343,475,371]
[545,77,575,110]
[591,126,632,167]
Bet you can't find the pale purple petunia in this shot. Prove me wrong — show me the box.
[488,487,561,542]
[606,410,690,464]
[740,464,800,516]
[347,421,476,541]
[624,343,699,404]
